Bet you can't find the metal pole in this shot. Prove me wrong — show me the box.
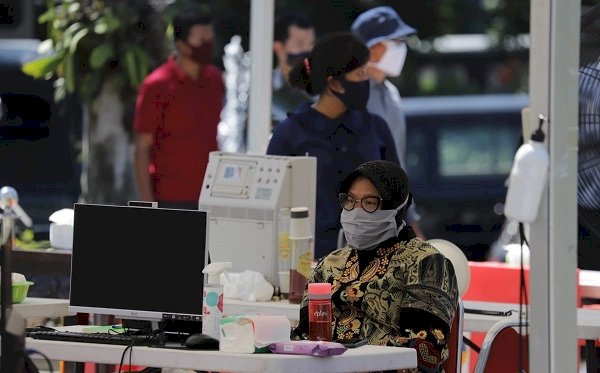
[1,211,25,372]
[247,0,274,154]
[528,0,579,372]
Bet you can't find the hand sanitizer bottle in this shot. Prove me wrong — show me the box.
[504,115,549,223]
[202,262,232,339]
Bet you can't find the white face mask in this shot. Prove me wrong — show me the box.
[340,194,410,251]
[371,41,407,77]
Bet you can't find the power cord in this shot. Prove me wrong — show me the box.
[117,341,135,373]
[24,348,53,373]
[518,222,530,373]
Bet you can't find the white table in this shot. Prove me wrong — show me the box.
[463,301,600,373]
[26,334,417,372]
[580,270,600,299]
[14,297,73,319]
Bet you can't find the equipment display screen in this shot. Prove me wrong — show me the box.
[218,162,245,184]
[211,159,257,197]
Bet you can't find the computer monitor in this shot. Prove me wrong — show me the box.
[69,204,208,323]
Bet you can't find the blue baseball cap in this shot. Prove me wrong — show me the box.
[351,6,416,48]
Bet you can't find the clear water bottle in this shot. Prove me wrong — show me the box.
[288,207,313,304]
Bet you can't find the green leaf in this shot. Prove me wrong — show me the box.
[38,7,56,24]
[67,2,81,15]
[131,45,149,85]
[37,38,54,55]
[64,54,75,93]
[94,21,108,34]
[94,15,121,35]
[21,53,64,79]
[89,42,114,69]
[69,27,89,54]
[54,78,66,102]
[124,48,138,87]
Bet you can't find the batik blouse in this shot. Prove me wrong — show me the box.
[295,227,459,373]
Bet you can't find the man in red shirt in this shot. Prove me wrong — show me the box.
[133,8,224,209]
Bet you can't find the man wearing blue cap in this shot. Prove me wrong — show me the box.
[351,6,425,238]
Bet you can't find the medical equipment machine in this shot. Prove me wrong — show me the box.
[199,152,316,286]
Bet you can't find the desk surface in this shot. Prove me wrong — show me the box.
[224,299,600,340]
[580,269,600,299]
[463,301,600,340]
[26,334,417,372]
[14,297,73,319]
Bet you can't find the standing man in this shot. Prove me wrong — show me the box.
[133,8,224,209]
[271,13,316,127]
[352,6,425,238]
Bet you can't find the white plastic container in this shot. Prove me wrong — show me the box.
[49,208,74,250]
[288,207,313,304]
[202,262,232,339]
[504,125,549,223]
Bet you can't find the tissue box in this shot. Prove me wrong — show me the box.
[219,315,291,353]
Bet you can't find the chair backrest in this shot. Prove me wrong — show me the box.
[443,299,464,373]
[427,239,471,297]
[473,319,529,373]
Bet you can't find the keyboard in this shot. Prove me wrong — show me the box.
[27,330,166,346]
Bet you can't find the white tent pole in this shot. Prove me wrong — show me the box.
[528,0,579,372]
[247,0,274,154]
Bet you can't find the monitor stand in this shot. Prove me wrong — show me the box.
[122,319,160,333]
[160,319,203,342]
[122,318,202,343]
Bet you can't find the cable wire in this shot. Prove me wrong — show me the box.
[25,348,52,373]
[518,222,530,373]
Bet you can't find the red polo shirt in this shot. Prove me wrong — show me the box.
[134,55,224,202]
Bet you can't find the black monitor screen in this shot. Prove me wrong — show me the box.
[69,204,207,320]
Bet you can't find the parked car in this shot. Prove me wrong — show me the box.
[404,94,528,260]
[0,39,81,237]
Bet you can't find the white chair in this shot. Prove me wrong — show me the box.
[427,239,471,373]
[427,238,471,297]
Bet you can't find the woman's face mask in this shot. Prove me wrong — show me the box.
[371,41,407,77]
[332,76,370,110]
[340,194,410,251]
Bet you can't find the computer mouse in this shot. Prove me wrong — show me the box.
[184,333,220,350]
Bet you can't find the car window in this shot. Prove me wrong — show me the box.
[438,122,517,177]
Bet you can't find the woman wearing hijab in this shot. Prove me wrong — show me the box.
[294,160,458,373]
[267,32,399,260]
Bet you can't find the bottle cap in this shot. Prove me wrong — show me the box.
[308,283,332,299]
[291,207,309,219]
[530,114,546,143]
[290,206,312,239]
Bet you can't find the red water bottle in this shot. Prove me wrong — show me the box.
[308,282,332,341]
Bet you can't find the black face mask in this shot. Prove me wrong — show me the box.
[286,51,311,67]
[332,76,370,111]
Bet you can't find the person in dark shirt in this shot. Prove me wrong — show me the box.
[267,32,399,259]
[272,13,316,128]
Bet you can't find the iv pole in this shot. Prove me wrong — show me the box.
[1,187,31,372]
